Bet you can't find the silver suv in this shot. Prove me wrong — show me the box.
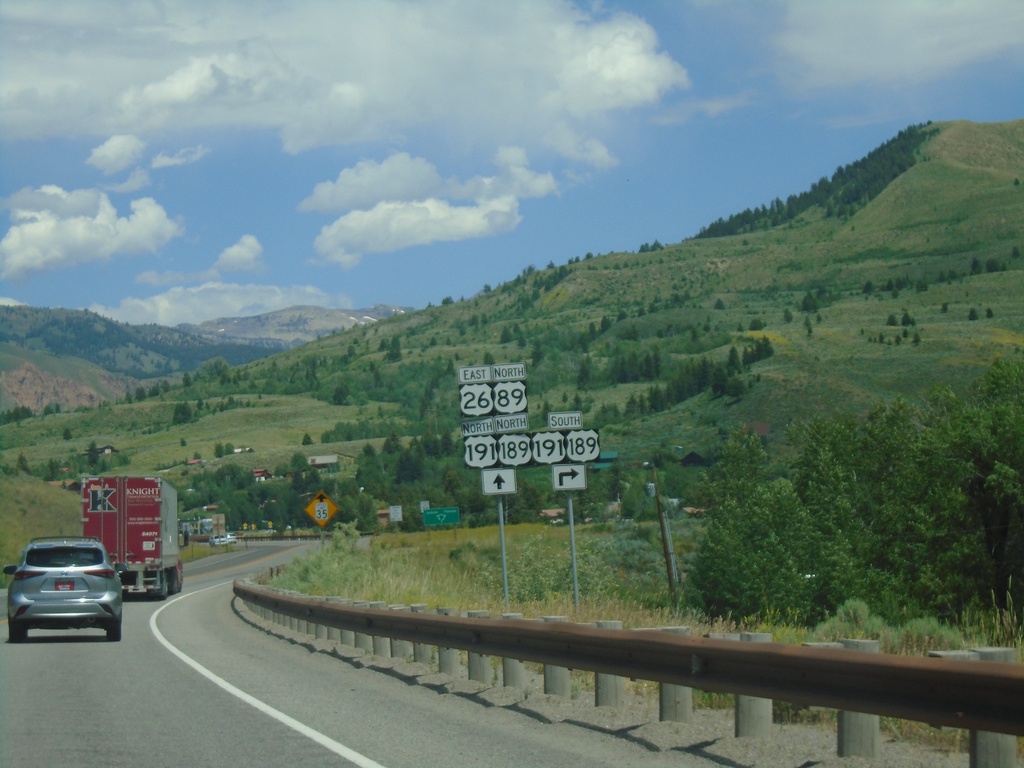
[4,536,124,643]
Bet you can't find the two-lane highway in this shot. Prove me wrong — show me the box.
[3,542,712,768]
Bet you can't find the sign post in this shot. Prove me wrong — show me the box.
[567,492,579,606]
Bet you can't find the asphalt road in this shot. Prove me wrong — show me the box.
[1,541,716,768]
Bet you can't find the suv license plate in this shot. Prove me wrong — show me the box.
[55,580,75,591]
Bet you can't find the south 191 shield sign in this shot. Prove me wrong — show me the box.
[531,431,565,464]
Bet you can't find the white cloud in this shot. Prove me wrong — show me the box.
[305,146,554,266]
[0,185,183,280]
[544,123,616,168]
[654,92,756,126]
[152,145,210,168]
[299,153,445,213]
[775,0,1024,90]
[453,146,558,201]
[104,167,151,193]
[550,11,691,116]
[90,281,352,326]
[134,234,263,287]
[0,1,688,165]
[87,134,146,174]
[135,268,204,288]
[303,147,557,215]
[214,234,264,273]
[314,196,521,268]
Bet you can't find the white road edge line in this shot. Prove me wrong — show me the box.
[150,583,387,768]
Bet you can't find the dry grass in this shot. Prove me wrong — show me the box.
[0,474,81,565]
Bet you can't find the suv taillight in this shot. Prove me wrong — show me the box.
[83,568,117,579]
[13,569,46,580]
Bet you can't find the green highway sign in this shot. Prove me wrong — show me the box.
[423,507,460,526]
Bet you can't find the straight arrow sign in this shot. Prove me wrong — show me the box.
[481,468,517,495]
[552,463,587,491]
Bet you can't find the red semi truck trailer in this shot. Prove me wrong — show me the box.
[81,475,183,598]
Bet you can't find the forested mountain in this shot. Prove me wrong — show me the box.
[0,306,272,377]
[0,304,409,410]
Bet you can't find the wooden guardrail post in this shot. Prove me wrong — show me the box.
[436,607,460,677]
[467,610,491,684]
[410,604,432,665]
[838,639,881,758]
[500,613,528,689]
[658,626,693,722]
[736,632,773,737]
[595,621,624,707]
[543,616,572,697]
[389,605,413,661]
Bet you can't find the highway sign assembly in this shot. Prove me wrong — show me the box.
[457,361,601,611]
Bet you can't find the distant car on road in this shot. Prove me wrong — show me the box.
[210,533,237,545]
[4,536,124,642]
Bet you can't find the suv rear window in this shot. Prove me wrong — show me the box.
[26,547,104,568]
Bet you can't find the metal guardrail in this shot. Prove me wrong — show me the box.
[233,579,1024,737]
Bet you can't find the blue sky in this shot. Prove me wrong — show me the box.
[1,0,1022,327]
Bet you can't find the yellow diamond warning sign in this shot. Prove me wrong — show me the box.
[305,490,339,528]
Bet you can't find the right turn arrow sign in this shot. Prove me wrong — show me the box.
[552,463,587,491]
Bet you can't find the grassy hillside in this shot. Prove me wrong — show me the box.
[1,119,1022,496]
[0,475,81,565]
